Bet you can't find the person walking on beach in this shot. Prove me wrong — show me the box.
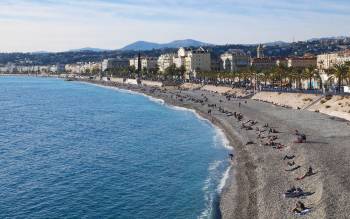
[239,102,241,108]
[228,153,234,160]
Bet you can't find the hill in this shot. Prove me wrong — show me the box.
[120,39,211,51]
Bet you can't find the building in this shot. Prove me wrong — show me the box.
[48,64,65,73]
[141,57,157,70]
[257,44,265,58]
[210,55,222,72]
[317,53,338,70]
[130,57,158,71]
[251,58,277,70]
[173,47,187,68]
[184,47,211,77]
[220,49,250,72]
[102,58,129,71]
[276,58,288,67]
[336,49,350,65]
[287,57,317,68]
[157,54,175,72]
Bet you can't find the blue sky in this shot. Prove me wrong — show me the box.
[0,0,349,52]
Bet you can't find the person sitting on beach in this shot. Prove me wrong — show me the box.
[283,155,295,160]
[296,166,316,180]
[292,201,310,214]
[294,133,306,143]
[287,186,303,194]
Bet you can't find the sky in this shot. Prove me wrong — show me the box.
[0,0,350,52]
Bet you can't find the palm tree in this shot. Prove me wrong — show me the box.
[327,63,349,92]
[302,66,317,90]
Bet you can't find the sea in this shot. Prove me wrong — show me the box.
[0,76,231,219]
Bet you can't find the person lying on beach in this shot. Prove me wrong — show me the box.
[296,166,316,180]
[285,165,301,171]
[294,131,307,143]
[269,128,279,134]
[292,201,311,215]
[285,187,314,199]
[268,135,278,141]
[288,161,296,166]
[283,155,295,160]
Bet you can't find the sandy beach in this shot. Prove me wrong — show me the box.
[80,79,350,219]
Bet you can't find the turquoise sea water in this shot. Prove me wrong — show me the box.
[0,77,231,219]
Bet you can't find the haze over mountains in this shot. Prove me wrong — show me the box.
[120,39,212,51]
[27,36,349,54]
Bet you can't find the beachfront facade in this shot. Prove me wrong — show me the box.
[287,57,317,68]
[336,50,350,65]
[276,58,288,67]
[173,47,187,68]
[220,50,250,72]
[251,57,277,70]
[157,54,175,72]
[184,47,211,77]
[317,53,338,70]
[141,57,157,70]
[317,50,350,87]
[317,50,350,70]
[102,58,129,71]
[130,57,158,71]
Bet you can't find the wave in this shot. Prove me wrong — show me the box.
[79,82,165,105]
[199,159,231,219]
[217,166,231,193]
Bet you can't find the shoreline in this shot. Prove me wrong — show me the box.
[3,75,349,218]
[77,79,261,218]
[80,80,235,219]
[76,79,350,219]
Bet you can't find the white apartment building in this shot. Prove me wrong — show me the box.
[173,47,187,68]
[130,57,158,70]
[337,50,350,65]
[157,54,175,72]
[317,50,350,86]
[317,53,339,70]
[220,49,250,72]
[184,47,211,77]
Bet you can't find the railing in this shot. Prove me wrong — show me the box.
[259,87,324,94]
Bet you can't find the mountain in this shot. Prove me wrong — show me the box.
[67,47,110,52]
[264,41,290,46]
[31,51,50,54]
[307,36,349,42]
[120,39,211,51]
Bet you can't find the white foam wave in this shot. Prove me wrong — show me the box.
[199,161,222,219]
[167,105,233,152]
[80,82,165,105]
[217,166,231,193]
[213,127,233,150]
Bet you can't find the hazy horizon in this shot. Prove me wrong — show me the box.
[1,0,350,53]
